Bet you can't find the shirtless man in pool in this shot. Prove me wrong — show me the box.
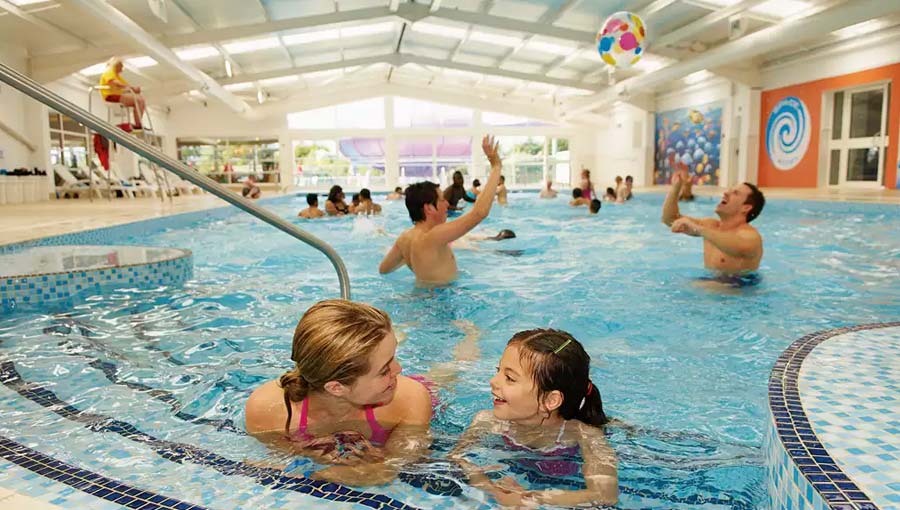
[661,168,765,273]
[379,135,502,285]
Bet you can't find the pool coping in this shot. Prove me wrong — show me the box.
[768,322,900,510]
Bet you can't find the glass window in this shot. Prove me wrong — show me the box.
[549,137,570,185]
[847,147,879,182]
[398,138,435,185]
[829,149,840,185]
[287,98,385,130]
[831,91,843,140]
[394,98,472,128]
[178,143,218,176]
[849,89,883,138]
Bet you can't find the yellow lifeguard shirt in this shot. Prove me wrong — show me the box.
[99,68,128,99]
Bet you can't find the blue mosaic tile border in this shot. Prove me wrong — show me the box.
[0,434,208,510]
[0,249,192,314]
[768,322,900,510]
[0,361,422,510]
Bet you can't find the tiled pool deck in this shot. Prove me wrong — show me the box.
[767,323,900,510]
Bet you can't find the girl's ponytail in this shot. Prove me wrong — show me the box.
[575,380,608,427]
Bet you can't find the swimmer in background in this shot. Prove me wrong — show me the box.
[349,193,361,214]
[469,179,481,198]
[589,199,601,215]
[603,187,617,202]
[443,171,476,211]
[325,185,350,216]
[450,329,618,507]
[580,169,595,201]
[570,188,590,207]
[623,176,634,201]
[387,187,404,200]
[539,180,558,199]
[356,188,382,215]
[379,135,503,285]
[662,170,765,272]
[298,193,325,219]
[496,175,508,205]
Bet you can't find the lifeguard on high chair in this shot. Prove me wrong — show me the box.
[98,57,147,131]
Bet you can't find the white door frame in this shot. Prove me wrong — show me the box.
[826,81,890,189]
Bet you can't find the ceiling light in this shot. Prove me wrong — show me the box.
[282,29,339,45]
[176,45,219,61]
[527,41,576,56]
[751,0,809,18]
[257,89,266,104]
[224,59,233,78]
[8,0,49,5]
[470,31,521,47]
[260,75,299,86]
[126,56,158,68]
[223,37,281,54]
[832,19,888,39]
[341,22,395,38]
[79,62,106,76]
[223,82,255,91]
[683,70,713,84]
[411,22,466,39]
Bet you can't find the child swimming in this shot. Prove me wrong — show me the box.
[451,329,618,507]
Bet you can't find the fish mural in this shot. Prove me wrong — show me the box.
[654,101,723,185]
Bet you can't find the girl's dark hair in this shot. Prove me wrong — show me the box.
[606,187,616,198]
[508,329,608,427]
[572,188,583,199]
[327,185,343,203]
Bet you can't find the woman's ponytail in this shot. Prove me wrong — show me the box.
[279,367,309,436]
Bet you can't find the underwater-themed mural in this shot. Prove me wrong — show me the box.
[654,101,723,185]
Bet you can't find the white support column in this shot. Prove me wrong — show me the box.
[384,97,399,189]
[278,131,294,190]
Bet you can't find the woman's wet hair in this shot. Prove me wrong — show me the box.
[279,300,392,435]
[507,329,608,427]
[327,185,343,203]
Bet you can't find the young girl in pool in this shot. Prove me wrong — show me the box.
[451,329,618,507]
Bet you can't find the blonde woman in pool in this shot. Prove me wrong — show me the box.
[245,299,480,486]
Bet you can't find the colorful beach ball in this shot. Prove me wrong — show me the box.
[596,11,646,69]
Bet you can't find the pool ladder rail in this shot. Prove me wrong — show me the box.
[0,62,351,299]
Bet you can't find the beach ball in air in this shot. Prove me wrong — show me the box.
[596,11,646,69]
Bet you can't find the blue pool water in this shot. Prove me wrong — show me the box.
[0,192,898,510]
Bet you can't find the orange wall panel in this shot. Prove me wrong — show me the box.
[759,63,900,188]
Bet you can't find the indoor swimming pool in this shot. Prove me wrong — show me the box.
[1,192,898,510]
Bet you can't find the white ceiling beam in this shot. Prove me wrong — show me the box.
[681,0,779,24]
[0,0,91,45]
[169,0,246,80]
[559,0,900,118]
[495,0,582,68]
[651,0,769,47]
[638,0,679,20]
[70,0,251,115]
[158,52,602,98]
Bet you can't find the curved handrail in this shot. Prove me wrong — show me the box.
[0,62,351,299]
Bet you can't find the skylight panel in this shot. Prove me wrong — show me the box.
[469,31,521,47]
[222,37,281,54]
[126,56,157,68]
[79,62,106,76]
[282,29,340,45]
[175,46,220,61]
[527,40,576,56]
[341,22,395,38]
[411,22,467,39]
[260,75,299,86]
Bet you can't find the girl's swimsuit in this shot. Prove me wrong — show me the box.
[500,421,581,479]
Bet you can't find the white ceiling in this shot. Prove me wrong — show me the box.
[1,0,898,118]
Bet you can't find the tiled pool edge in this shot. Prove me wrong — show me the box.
[766,322,900,510]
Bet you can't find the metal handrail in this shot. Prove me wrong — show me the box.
[0,62,351,299]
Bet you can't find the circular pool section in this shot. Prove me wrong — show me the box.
[0,245,192,312]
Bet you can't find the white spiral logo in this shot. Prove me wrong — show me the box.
[766,96,810,171]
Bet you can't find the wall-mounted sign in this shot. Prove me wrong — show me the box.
[766,96,811,171]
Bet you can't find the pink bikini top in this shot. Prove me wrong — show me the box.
[294,398,391,446]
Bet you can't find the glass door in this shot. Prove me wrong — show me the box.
[828,83,890,187]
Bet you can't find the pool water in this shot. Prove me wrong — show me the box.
[1,192,898,510]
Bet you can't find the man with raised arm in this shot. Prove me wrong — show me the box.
[379,135,503,285]
[661,168,765,273]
